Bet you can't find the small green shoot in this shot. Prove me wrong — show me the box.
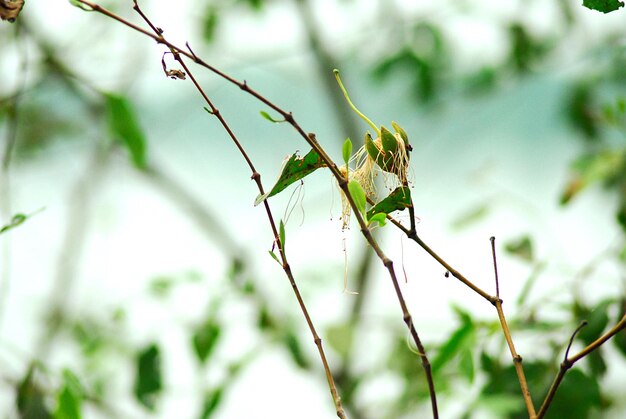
[1,208,44,236]
[368,213,387,227]
[268,250,281,265]
[342,138,353,165]
[69,0,93,11]
[333,69,380,136]
[279,219,286,255]
[260,110,285,123]
[348,180,367,217]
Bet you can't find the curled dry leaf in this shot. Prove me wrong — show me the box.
[165,69,186,80]
[0,0,25,22]
[161,52,186,80]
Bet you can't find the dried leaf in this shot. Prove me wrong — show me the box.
[0,0,25,22]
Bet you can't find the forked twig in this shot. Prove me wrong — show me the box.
[537,315,626,418]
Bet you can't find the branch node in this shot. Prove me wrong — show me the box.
[489,296,501,307]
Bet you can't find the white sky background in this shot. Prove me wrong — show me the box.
[1,1,626,418]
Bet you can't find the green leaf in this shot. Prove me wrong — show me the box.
[547,369,601,417]
[366,187,411,219]
[582,0,624,13]
[508,23,546,73]
[283,331,309,369]
[148,276,174,298]
[475,394,525,417]
[254,149,326,205]
[366,127,398,173]
[432,307,474,375]
[613,325,626,357]
[199,387,224,419]
[0,213,27,235]
[451,203,489,230]
[268,250,281,265]
[431,314,475,374]
[104,93,147,170]
[259,110,284,123]
[326,323,354,358]
[53,370,83,419]
[342,138,352,165]
[192,320,221,365]
[134,343,162,411]
[348,179,366,216]
[458,349,475,383]
[618,202,626,233]
[576,300,611,345]
[371,41,442,103]
[391,121,409,144]
[504,235,534,262]
[240,0,263,10]
[279,220,286,253]
[256,304,275,331]
[201,6,219,43]
[574,300,612,376]
[565,83,600,139]
[17,365,51,419]
[68,0,93,11]
[367,212,387,227]
[561,149,625,204]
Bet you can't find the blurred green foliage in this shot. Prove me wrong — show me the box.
[2,1,626,418]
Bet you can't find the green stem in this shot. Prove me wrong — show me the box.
[333,69,380,136]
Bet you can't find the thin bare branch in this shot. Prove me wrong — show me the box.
[537,314,626,418]
[129,3,346,416]
[564,321,588,361]
[490,236,500,298]
[494,299,536,417]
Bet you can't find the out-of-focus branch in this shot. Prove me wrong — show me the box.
[0,21,27,332]
[537,314,626,418]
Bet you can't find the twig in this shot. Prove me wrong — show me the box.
[39,138,113,355]
[129,2,347,416]
[384,212,493,302]
[494,299,536,417]
[490,236,500,298]
[537,315,626,418]
[141,165,241,258]
[384,210,537,417]
[490,238,536,417]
